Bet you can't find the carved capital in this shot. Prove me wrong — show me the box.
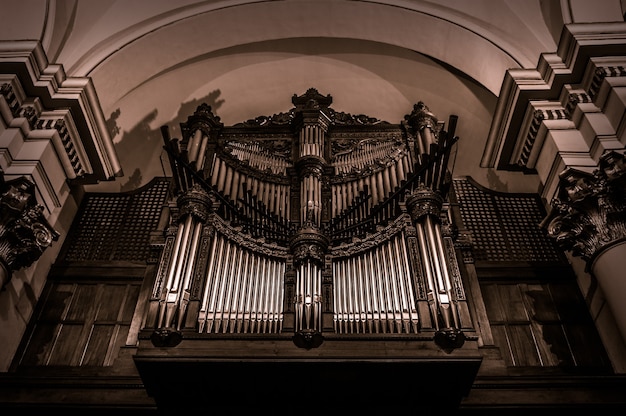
[289,225,329,266]
[405,185,443,222]
[176,184,214,223]
[295,155,326,178]
[0,175,59,288]
[542,150,626,264]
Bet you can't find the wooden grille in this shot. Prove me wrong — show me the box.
[452,178,562,263]
[63,178,170,262]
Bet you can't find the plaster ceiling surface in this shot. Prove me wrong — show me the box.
[13,0,575,193]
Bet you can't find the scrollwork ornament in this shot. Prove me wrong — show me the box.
[292,243,325,265]
[295,155,326,178]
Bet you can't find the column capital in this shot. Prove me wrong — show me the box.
[0,174,59,289]
[542,150,626,265]
[289,225,329,266]
[176,184,214,223]
[405,185,444,222]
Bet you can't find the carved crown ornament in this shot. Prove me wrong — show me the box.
[0,172,59,289]
[541,150,626,266]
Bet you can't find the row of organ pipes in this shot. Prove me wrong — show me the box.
[332,232,419,334]
[154,192,207,332]
[227,140,290,175]
[209,154,291,220]
[185,128,209,171]
[151,95,466,347]
[333,139,402,173]
[299,124,325,158]
[209,140,413,222]
[331,148,412,217]
[198,232,285,334]
[294,260,323,333]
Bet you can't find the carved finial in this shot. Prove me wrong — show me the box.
[185,103,224,131]
[292,88,333,110]
[404,101,438,131]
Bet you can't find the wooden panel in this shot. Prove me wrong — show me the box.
[507,324,541,366]
[522,283,559,322]
[107,325,131,365]
[96,284,126,321]
[120,284,141,322]
[565,324,610,367]
[500,284,528,322]
[535,323,573,366]
[481,284,505,322]
[550,282,586,321]
[490,325,513,366]
[82,324,115,366]
[39,283,74,321]
[19,323,59,366]
[48,324,84,365]
[66,284,98,321]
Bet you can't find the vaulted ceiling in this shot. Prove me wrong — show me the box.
[5,0,623,193]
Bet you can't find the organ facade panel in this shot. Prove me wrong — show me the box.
[148,88,469,350]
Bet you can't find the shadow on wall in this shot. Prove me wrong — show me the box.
[105,90,225,193]
[486,167,508,193]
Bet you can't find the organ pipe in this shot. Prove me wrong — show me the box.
[198,232,286,334]
[209,154,291,221]
[332,233,419,334]
[331,148,411,217]
[406,185,465,348]
[153,185,213,344]
[299,124,324,158]
[154,92,467,351]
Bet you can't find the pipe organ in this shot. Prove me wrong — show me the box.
[147,88,471,350]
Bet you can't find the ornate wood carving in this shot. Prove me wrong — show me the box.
[542,150,626,265]
[156,89,468,349]
[0,173,59,288]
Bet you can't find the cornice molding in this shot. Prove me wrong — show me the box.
[0,40,122,183]
[482,22,626,170]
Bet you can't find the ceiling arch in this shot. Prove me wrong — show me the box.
[70,0,540,99]
[36,0,560,194]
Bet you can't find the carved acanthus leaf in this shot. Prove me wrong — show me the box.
[542,150,626,263]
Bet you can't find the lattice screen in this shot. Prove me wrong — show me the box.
[63,178,171,262]
[452,178,562,263]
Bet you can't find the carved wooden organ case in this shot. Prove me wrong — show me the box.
[148,88,471,350]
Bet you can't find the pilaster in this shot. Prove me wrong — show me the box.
[542,150,626,343]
